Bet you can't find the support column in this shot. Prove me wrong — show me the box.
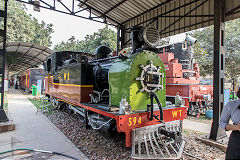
[116,27,120,56]
[209,0,226,140]
[120,26,125,49]
[0,0,8,122]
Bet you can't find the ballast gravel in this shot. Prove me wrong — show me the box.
[45,110,226,160]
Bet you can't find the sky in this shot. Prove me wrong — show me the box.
[26,5,108,49]
[25,3,185,49]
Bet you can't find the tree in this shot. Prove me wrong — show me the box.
[193,43,211,76]
[0,0,53,90]
[0,0,53,47]
[193,19,240,80]
[159,37,170,46]
[193,26,214,76]
[54,25,117,53]
[82,25,117,53]
[54,25,170,53]
[53,36,80,52]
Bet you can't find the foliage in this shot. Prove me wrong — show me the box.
[28,97,54,115]
[54,25,170,53]
[158,37,170,46]
[0,0,53,75]
[193,26,214,76]
[0,0,53,47]
[54,25,117,53]
[53,36,80,52]
[224,19,240,80]
[82,25,117,53]
[193,41,213,76]
[193,19,240,80]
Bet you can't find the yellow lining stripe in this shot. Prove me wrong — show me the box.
[26,74,28,87]
[53,83,93,87]
[45,76,53,78]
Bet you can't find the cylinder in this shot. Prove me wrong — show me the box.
[195,94,211,101]
[195,94,204,100]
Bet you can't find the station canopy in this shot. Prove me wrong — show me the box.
[79,0,240,45]
[18,0,240,43]
[4,42,53,74]
[12,0,240,72]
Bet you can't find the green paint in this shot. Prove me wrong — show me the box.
[109,58,133,106]
[109,51,166,111]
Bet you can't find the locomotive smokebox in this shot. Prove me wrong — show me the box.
[109,51,166,111]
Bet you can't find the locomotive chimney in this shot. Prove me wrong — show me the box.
[130,26,144,54]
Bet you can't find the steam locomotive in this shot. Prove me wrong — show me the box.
[44,26,187,159]
[157,36,213,116]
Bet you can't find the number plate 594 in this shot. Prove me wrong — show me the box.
[128,116,141,126]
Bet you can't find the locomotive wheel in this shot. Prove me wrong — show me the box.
[58,101,65,111]
[66,104,73,114]
[50,97,54,105]
[188,103,201,116]
[52,98,57,106]
[78,112,91,129]
[46,94,50,102]
[55,99,59,107]
[78,114,85,123]
[187,103,196,116]
[85,110,91,129]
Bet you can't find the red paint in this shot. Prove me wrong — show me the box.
[47,90,187,147]
[158,52,200,82]
[45,74,187,147]
[158,52,174,64]
[117,107,187,147]
[158,51,213,108]
[45,77,93,102]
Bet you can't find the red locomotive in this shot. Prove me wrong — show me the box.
[158,36,213,116]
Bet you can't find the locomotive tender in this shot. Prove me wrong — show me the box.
[44,26,187,159]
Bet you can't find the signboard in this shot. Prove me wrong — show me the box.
[224,89,230,105]
[37,79,42,94]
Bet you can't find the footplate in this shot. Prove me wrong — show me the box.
[131,120,185,159]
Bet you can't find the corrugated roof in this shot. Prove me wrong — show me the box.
[3,42,53,73]
[11,0,240,67]
[79,0,240,45]
[17,0,240,47]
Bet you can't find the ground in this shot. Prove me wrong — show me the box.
[186,115,213,124]
[0,89,88,160]
[26,96,225,160]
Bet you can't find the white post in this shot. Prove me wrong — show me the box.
[4,63,8,91]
